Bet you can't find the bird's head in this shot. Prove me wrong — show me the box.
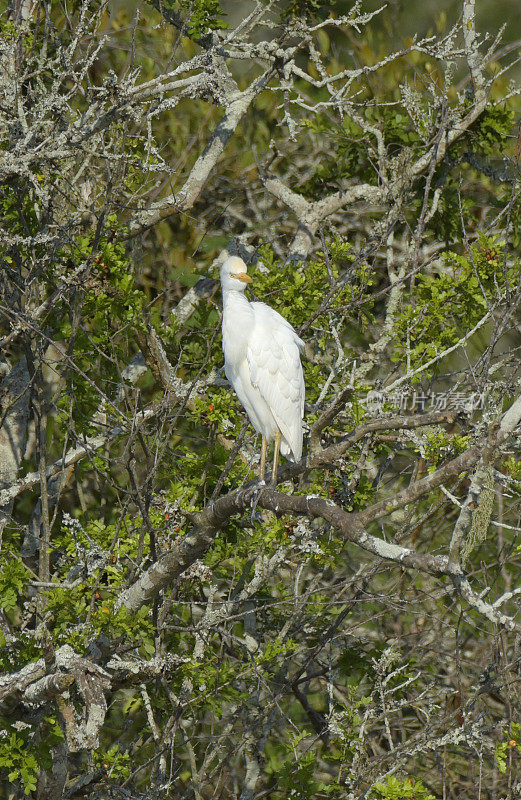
[220,256,253,293]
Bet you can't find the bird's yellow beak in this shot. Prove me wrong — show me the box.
[234,272,252,283]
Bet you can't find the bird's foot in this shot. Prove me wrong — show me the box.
[243,480,266,524]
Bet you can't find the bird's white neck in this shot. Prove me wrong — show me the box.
[222,290,254,364]
[222,288,249,312]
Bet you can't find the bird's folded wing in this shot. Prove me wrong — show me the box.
[250,302,305,351]
[247,303,305,459]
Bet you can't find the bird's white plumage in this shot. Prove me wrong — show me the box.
[220,256,305,462]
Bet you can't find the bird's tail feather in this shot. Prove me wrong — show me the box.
[281,440,292,459]
[281,438,301,462]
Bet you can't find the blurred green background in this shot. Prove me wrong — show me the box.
[223,0,521,76]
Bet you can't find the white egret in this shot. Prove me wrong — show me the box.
[220,256,305,483]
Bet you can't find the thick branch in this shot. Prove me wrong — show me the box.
[118,390,521,620]
[0,357,31,541]
[128,69,273,236]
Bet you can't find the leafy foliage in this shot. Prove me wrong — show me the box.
[392,235,520,374]
[495,722,521,773]
[0,729,39,796]
[371,776,435,800]
[164,0,229,37]
[0,558,29,614]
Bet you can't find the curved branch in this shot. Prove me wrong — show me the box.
[117,394,521,615]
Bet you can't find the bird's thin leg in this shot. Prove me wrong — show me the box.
[260,435,267,482]
[272,430,282,485]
